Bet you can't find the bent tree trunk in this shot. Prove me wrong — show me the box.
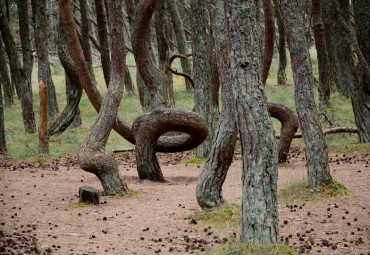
[32,0,59,120]
[60,0,128,195]
[47,22,83,136]
[0,82,6,152]
[0,2,36,134]
[207,0,279,244]
[133,108,208,182]
[191,0,220,158]
[282,0,332,187]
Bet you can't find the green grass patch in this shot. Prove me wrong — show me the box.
[207,242,297,255]
[182,157,207,164]
[68,202,90,210]
[191,203,241,229]
[278,179,349,204]
[119,189,139,197]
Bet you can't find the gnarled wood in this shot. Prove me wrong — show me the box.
[133,108,208,182]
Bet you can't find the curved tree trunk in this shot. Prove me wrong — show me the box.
[191,0,220,158]
[262,0,275,85]
[95,0,111,87]
[312,0,331,110]
[0,2,36,134]
[272,0,287,85]
[32,0,59,120]
[47,22,83,136]
[0,38,13,107]
[168,0,193,91]
[281,0,332,187]
[0,82,6,152]
[77,0,129,195]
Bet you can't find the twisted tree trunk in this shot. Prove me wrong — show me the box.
[282,0,332,187]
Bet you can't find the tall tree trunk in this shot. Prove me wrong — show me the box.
[204,0,279,244]
[32,0,59,120]
[0,37,13,107]
[124,67,135,95]
[80,0,95,78]
[126,0,173,110]
[94,0,111,86]
[333,1,370,143]
[321,0,349,97]
[354,0,370,64]
[38,80,49,154]
[312,0,331,110]
[47,21,83,136]
[272,0,287,85]
[0,81,6,152]
[281,0,332,187]
[17,0,33,100]
[191,0,220,158]
[262,0,275,85]
[76,0,129,195]
[0,2,36,134]
[168,0,193,91]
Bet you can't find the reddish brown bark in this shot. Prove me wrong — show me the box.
[38,80,49,154]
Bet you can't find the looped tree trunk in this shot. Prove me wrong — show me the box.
[268,102,299,162]
[133,108,208,182]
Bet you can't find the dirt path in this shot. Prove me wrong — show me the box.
[0,151,369,254]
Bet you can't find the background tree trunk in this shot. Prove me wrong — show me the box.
[32,0,59,120]
[262,0,275,85]
[191,0,220,158]
[0,81,6,152]
[0,1,36,134]
[281,0,332,187]
[0,38,13,107]
[354,0,370,64]
[168,0,193,91]
[80,0,95,78]
[273,0,287,85]
[312,0,331,110]
[38,80,49,154]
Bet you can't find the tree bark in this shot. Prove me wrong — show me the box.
[32,0,59,120]
[133,108,208,182]
[77,0,129,195]
[0,37,13,107]
[0,81,6,152]
[80,0,95,78]
[168,0,193,91]
[0,2,36,134]
[207,0,279,244]
[47,22,83,136]
[191,0,220,158]
[281,0,332,187]
[272,0,287,85]
[332,1,370,143]
[94,0,111,87]
[124,66,135,95]
[262,0,275,85]
[38,80,49,154]
[312,0,331,110]
[354,0,370,64]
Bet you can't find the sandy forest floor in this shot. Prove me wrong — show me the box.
[0,149,370,255]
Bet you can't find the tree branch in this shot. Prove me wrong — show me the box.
[166,53,194,87]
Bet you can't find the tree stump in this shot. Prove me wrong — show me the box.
[79,186,99,204]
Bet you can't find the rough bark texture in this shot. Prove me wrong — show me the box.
[168,0,193,91]
[60,0,205,153]
[32,0,59,120]
[47,22,83,136]
[0,38,13,107]
[38,80,49,154]
[332,1,370,143]
[0,82,6,152]
[206,0,279,244]
[17,0,33,100]
[133,108,208,182]
[281,0,332,187]
[272,0,287,85]
[124,66,135,95]
[191,0,220,158]
[0,2,36,134]
[268,102,299,162]
[77,0,129,195]
[95,0,111,87]
[354,0,370,64]
[262,0,275,85]
[312,0,331,110]
[79,186,100,204]
[80,0,95,78]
